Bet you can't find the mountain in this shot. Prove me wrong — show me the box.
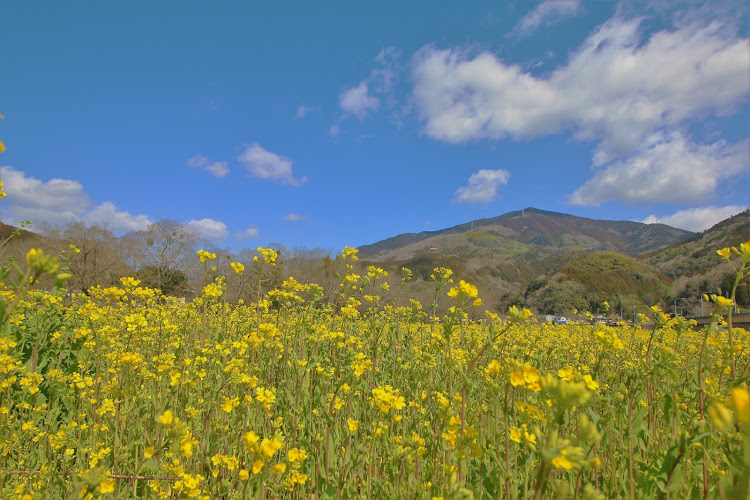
[356,208,694,316]
[522,251,671,316]
[642,210,750,278]
[358,208,692,261]
[639,210,750,312]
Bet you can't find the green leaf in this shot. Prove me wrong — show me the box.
[587,407,600,426]
[631,405,648,435]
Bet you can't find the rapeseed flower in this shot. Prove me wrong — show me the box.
[732,387,750,425]
[287,447,307,462]
[260,438,283,459]
[158,410,175,427]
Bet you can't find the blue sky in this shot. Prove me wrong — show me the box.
[1,0,748,251]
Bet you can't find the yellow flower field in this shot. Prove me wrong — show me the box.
[1,240,750,499]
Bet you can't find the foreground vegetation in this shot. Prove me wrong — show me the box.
[0,235,749,499]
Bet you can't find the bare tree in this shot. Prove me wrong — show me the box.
[46,222,129,292]
[124,220,198,292]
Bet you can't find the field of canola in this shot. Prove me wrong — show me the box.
[1,242,750,499]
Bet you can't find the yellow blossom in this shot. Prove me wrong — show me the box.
[732,387,750,425]
[99,479,115,494]
[509,428,521,443]
[158,410,175,427]
[510,371,525,387]
[487,359,501,375]
[288,447,308,463]
[552,455,574,470]
[260,438,283,459]
[243,431,260,451]
[231,262,245,275]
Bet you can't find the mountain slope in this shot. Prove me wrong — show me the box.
[642,210,750,278]
[359,208,692,262]
[523,252,671,315]
[356,208,698,315]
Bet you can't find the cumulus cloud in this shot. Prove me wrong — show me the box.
[237,144,306,186]
[514,0,581,36]
[412,14,749,205]
[570,134,749,206]
[332,48,401,134]
[283,214,307,222]
[0,166,152,232]
[339,82,380,119]
[187,218,229,241]
[235,227,260,239]
[641,205,746,232]
[186,155,229,178]
[455,169,511,204]
[84,202,152,233]
[412,17,748,152]
[0,166,89,224]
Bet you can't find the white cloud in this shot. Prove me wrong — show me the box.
[412,14,749,205]
[204,162,229,178]
[515,0,581,36]
[0,166,153,232]
[187,218,229,241]
[641,205,746,232]
[412,18,748,152]
[186,155,208,168]
[372,47,401,94]
[235,227,260,239]
[283,214,307,222]
[84,202,152,233]
[333,48,401,135]
[0,166,89,224]
[570,134,749,205]
[186,155,229,178]
[455,169,511,204]
[339,82,380,119]
[237,143,306,186]
[296,105,312,118]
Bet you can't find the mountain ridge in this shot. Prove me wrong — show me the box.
[356,208,750,316]
[358,207,692,261]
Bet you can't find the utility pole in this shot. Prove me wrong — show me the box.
[674,297,686,317]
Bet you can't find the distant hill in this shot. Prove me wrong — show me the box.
[642,210,750,278]
[0,221,36,241]
[638,210,750,313]
[355,208,723,316]
[359,208,692,261]
[522,252,671,316]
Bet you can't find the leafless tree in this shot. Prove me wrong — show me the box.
[124,220,198,291]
